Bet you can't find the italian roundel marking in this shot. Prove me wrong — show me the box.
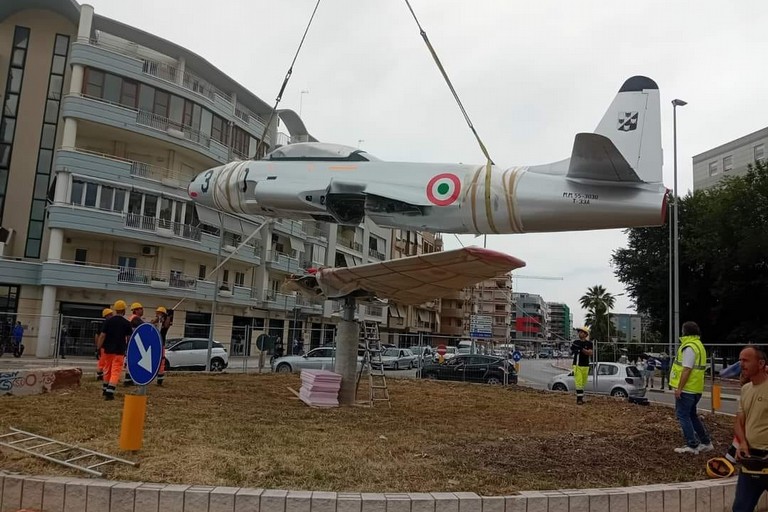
[426,173,461,206]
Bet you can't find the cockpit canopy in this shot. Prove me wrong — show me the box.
[264,142,380,162]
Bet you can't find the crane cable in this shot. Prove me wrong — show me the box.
[253,0,322,159]
[403,0,498,233]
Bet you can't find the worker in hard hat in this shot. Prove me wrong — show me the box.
[570,326,593,405]
[95,308,113,381]
[96,300,131,400]
[122,302,145,386]
[150,306,173,386]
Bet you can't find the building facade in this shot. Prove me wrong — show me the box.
[0,1,397,358]
[611,313,644,343]
[468,274,512,346]
[692,126,768,191]
[547,302,571,343]
[510,292,549,344]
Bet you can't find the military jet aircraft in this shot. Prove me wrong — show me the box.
[189,76,666,235]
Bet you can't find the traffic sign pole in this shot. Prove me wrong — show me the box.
[120,324,163,452]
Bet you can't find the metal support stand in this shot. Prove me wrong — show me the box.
[336,297,359,405]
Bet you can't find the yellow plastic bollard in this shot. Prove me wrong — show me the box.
[515,362,520,374]
[119,394,147,451]
[712,384,721,411]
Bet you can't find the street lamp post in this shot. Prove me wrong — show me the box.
[671,99,687,357]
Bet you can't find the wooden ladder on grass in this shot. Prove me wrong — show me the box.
[355,320,391,407]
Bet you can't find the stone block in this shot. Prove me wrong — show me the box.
[42,478,69,512]
[337,492,362,512]
[1,475,23,511]
[160,484,191,512]
[609,493,628,512]
[20,477,45,510]
[85,480,116,512]
[708,482,723,512]
[185,487,214,512]
[503,495,527,512]
[518,492,547,512]
[568,494,590,512]
[407,493,432,512]
[430,494,458,512]
[134,484,162,512]
[261,489,288,512]
[64,479,89,512]
[235,488,263,512]
[111,482,140,512]
[722,482,736,511]
[547,494,569,512]
[286,490,312,512]
[385,495,411,512]
[626,490,646,512]
[662,489,679,512]
[587,491,609,512]
[210,486,239,512]
[694,486,710,512]
[454,492,481,512]
[312,491,337,512]
[361,493,386,512]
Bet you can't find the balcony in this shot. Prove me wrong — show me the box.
[125,213,202,242]
[368,248,386,260]
[441,307,465,318]
[337,237,363,253]
[265,251,302,274]
[304,226,328,240]
[263,291,297,311]
[295,296,323,314]
[0,259,41,286]
[273,219,306,238]
[56,148,194,191]
[41,261,118,288]
[117,267,197,291]
[60,94,229,163]
[440,325,465,336]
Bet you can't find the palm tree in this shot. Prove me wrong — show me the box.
[579,285,616,349]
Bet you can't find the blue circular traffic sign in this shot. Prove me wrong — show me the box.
[512,350,522,362]
[126,323,163,386]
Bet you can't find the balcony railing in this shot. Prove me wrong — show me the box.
[65,147,195,186]
[85,36,232,104]
[117,267,197,290]
[235,103,266,126]
[136,111,211,148]
[338,237,363,252]
[125,213,202,242]
[368,248,385,260]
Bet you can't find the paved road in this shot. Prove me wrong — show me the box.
[517,359,739,415]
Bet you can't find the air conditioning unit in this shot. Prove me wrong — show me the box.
[141,245,158,257]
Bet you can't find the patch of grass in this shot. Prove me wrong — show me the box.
[0,374,732,494]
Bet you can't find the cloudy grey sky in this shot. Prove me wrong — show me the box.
[87,0,768,325]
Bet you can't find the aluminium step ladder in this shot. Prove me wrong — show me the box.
[0,427,138,477]
[355,320,391,407]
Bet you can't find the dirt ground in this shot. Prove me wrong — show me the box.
[0,373,733,494]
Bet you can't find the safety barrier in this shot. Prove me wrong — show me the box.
[0,472,763,512]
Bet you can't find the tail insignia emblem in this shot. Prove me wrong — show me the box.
[618,112,639,131]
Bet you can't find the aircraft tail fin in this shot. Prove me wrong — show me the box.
[573,76,662,183]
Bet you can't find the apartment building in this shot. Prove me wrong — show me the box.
[511,292,550,343]
[385,230,442,345]
[547,302,572,343]
[692,126,768,191]
[468,274,512,346]
[612,313,645,343]
[0,1,396,358]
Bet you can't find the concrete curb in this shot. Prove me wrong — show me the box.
[0,471,762,512]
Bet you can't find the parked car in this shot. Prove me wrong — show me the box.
[408,345,434,364]
[164,338,229,371]
[380,348,418,370]
[420,354,517,385]
[547,362,646,398]
[272,346,363,373]
[432,346,458,361]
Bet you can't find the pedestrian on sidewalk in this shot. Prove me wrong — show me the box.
[670,321,713,454]
[646,356,656,389]
[570,326,593,405]
[731,346,768,511]
[659,353,671,390]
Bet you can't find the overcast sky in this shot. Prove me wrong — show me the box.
[87,0,768,326]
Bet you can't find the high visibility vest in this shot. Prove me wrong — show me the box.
[669,335,707,393]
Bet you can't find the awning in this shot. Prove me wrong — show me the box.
[195,205,261,236]
[388,304,400,318]
[417,309,430,323]
[397,304,408,318]
[287,236,305,253]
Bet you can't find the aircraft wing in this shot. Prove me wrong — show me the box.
[303,247,525,305]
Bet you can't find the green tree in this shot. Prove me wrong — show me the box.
[613,159,768,345]
[579,285,616,344]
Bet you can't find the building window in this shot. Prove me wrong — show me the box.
[235,272,245,287]
[755,144,765,162]
[222,269,230,286]
[211,115,227,145]
[0,26,31,226]
[84,68,104,97]
[74,248,87,265]
[198,265,207,280]
[723,155,733,172]
[708,161,719,176]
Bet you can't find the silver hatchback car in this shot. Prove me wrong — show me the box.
[547,362,646,398]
